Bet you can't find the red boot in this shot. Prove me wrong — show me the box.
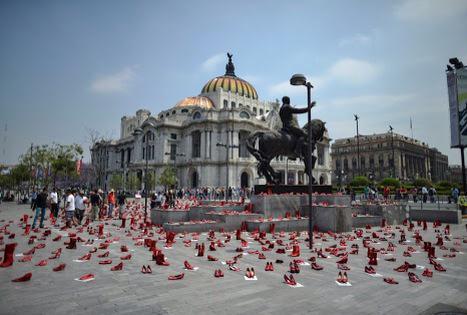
[66,237,77,249]
[0,243,17,268]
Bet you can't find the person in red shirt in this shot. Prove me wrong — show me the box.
[107,189,116,219]
[383,186,390,200]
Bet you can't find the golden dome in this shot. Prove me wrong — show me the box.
[201,76,258,100]
[176,96,214,110]
[201,53,258,100]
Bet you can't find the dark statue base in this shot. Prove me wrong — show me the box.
[253,184,332,195]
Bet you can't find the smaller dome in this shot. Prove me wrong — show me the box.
[175,96,214,110]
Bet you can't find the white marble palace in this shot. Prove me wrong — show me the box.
[91,55,332,191]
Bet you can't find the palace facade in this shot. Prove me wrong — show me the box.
[331,132,449,184]
[91,55,332,191]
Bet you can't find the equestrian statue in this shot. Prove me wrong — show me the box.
[246,96,326,185]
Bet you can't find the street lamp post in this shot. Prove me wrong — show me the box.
[389,125,395,178]
[354,114,360,176]
[290,74,314,250]
[216,141,239,201]
[144,131,150,223]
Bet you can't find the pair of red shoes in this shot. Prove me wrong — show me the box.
[364,266,376,274]
[214,269,224,277]
[289,262,300,273]
[111,262,123,271]
[336,271,348,283]
[284,274,297,286]
[245,267,256,278]
[141,265,152,274]
[408,272,422,283]
[168,273,184,280]
[265,262,274,271]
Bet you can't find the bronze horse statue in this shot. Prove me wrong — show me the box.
[246,119,326,184]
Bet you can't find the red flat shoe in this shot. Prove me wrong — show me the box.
[168,273,185,280]
[35,259,48,267]
[12,272,32,282]
[53,263,66,271]
[78,273,95,281]
[120,254,132,260]
[184,260,194,270]
[111,262,123,271]
[99,259,112,265]
[78,253,92,261]
[383,277,398,284]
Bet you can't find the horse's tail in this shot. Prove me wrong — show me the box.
[246,132,265,162]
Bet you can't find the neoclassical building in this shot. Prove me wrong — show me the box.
[331,132,448,184]
[91,55,332,191]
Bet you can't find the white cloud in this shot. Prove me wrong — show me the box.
[327,93,415,108]
[395,0,467,21]
[268,58,381,96]
[91,66,136,93]
[327,58,381,85]
[201,53,225,72]
[339,34,371,47]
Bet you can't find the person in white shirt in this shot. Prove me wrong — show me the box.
[74,190,85,225]
[65,189,75,227]
[50,187,59,218]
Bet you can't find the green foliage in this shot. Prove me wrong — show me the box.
[158,167,177,189]
[413,178,432,188]
[109,174,123,191]
[126,172,140,191]
[145,172,157,191]
[350,176,370,187]
[380,177,401,188]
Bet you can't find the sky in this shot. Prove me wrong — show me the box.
[1,0,467,165]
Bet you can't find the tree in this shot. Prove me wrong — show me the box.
[350,176,370,187]
[158,167,176,190]
[126,172,140,192]
[380,177,401,188]
[108,174,123,191]
[413,178,431,188]
[145,172,157,192]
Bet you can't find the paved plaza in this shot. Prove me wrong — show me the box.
[0,202,466,315]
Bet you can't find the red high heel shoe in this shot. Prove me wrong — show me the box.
[364,266,376,274]
[394,262,409,272]
[111,262,123,271]
[120,254,132,260]
[98,251,109,258]
[35,259,48,267]
[207,255,218,261]
[311,262,323,270]
[336,255,348,264]
[12,272,32,282]
[434,262,446,272]
[214,269,224,277]
[146,265,152,274]
[78,273,95,281]
[408,272,422,283]
[284,274,297,286]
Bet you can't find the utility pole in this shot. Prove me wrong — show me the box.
[389,125,395,178]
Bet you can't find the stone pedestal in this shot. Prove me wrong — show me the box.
[300,205,353,233]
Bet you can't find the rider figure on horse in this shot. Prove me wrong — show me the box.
[279,96,314,158]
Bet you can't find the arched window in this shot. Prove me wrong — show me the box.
[259,109,264,115]
[231,102,236,108]
[239,111,250,119]
[192,131,201,158]
[352,158,357,170]
[361,157,366,169]
[238,130,250,158]
[181,109,189,113]
[241,172,249,188]
[172,110,176,115]
[223,100,228,108]
[317,145,324,165]
[191,171,199,188]
[344,158,349,171]
[336,159,341,170]
[253,107,257,114]
[193,112,201,120]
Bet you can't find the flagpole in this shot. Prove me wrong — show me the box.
[410,117,414,139]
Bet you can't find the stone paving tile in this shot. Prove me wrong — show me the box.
[1,202,467,315]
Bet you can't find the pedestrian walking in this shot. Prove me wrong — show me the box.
[74,190,85,224]
[65,189,75,228]
[32,187,48,229]
[49,187,59,218]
